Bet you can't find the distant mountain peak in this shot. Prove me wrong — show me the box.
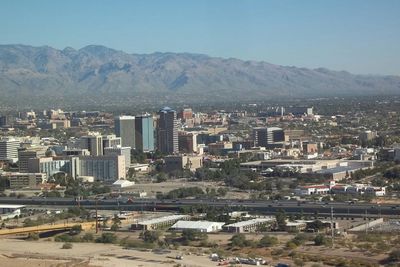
[0,44,399,102]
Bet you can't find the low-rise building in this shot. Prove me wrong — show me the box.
[1,172,47,189]
[132,215,191,231]
[164,155,203,172]
[171,220,225,233]
[224,217,275,233]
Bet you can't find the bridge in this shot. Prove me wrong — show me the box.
[0,221,95,236]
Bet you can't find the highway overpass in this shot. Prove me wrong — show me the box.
[0,222,95,236]
[0,197,399,218]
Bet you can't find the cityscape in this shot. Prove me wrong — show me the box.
[1,1,400,267]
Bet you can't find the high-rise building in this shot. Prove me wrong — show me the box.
[80,135,103,156]
[18,147,47,172]
[0,116,9,127]
[135,114,155,152]
[77,155,125,181]
[102,134,122,152]
[253,127,285,148]
[178,132,197,154]
[157,107,179,154]
[115,116,135,149]
[0,138,20,163]
[104,146,131,169]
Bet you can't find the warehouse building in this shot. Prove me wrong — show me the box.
[170,220,225,233]
[224,217,275,233]
[132,214,190,231]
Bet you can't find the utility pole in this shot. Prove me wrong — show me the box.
[95,199,98,234]
[330,206,334,248]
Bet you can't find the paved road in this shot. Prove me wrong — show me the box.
[1,197,399,218]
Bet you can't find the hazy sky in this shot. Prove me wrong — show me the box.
[0,0,399,75]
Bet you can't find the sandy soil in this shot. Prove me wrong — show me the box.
[0,238,219,267]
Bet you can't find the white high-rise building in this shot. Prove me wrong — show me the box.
[0,138,20,163]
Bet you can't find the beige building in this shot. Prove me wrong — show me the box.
[18,147,47,172]
[49,119,71,129]
[1,172,47,189]
[208,142,233,155]
[164,155,203,172]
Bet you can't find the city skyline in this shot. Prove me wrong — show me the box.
[0,0,399,75]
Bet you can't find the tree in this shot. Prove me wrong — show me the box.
[314,234,329,246]
[275,211,287,230]
[182,229,207,242]
[230,233,249,247]
[217,187,228,197]
[258,235,278,247]
[156,172,167,183]
[95,233,117,243]
[307,220,326,232]
[69,225,82,235]
[141,230,160,243]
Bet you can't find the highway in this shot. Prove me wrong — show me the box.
[1,197,399,218]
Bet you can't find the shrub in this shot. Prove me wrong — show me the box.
[286,241,298,249]
[95,233,117,244]
[258,235,278,247]
[55,233,73,242]
[230,233,250,247]
[62,242,73,249]
[82,233,94,242]
[314,234,329,246]
[27,232,39,241]
[70,225,82,235]
[389,249,400,262]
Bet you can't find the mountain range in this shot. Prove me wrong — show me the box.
[0,44,399,104]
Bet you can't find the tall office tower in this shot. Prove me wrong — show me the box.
[253,127,285,148]
[0,116,8,127]
[115,116,135,149]
[18,147,47,172]
[157,107,179,154]
[0,138,20,163]
[80,135,103,156]
[135,114,155,152]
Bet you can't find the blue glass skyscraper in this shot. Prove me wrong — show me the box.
[135,114,155,152]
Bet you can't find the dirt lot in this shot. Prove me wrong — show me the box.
[126,179,249,199]
[0,238,216,267]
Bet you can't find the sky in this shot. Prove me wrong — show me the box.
[0,0,399,75]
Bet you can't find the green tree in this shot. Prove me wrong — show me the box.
[258,235,278,247]
[230,233,249,247]
[140,230,160,243]
[95,233,117,243]
[314,234,329,246]
[275,211,287,230]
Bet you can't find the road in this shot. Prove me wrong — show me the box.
[1,197,400,218]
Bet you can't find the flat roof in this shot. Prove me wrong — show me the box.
[0,204,25,209]
[171,220,225,229]
[139,215,189,226]
[225,217,275,228]
[316,165,363,174]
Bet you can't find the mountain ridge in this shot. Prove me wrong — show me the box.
[0,44,399,101]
